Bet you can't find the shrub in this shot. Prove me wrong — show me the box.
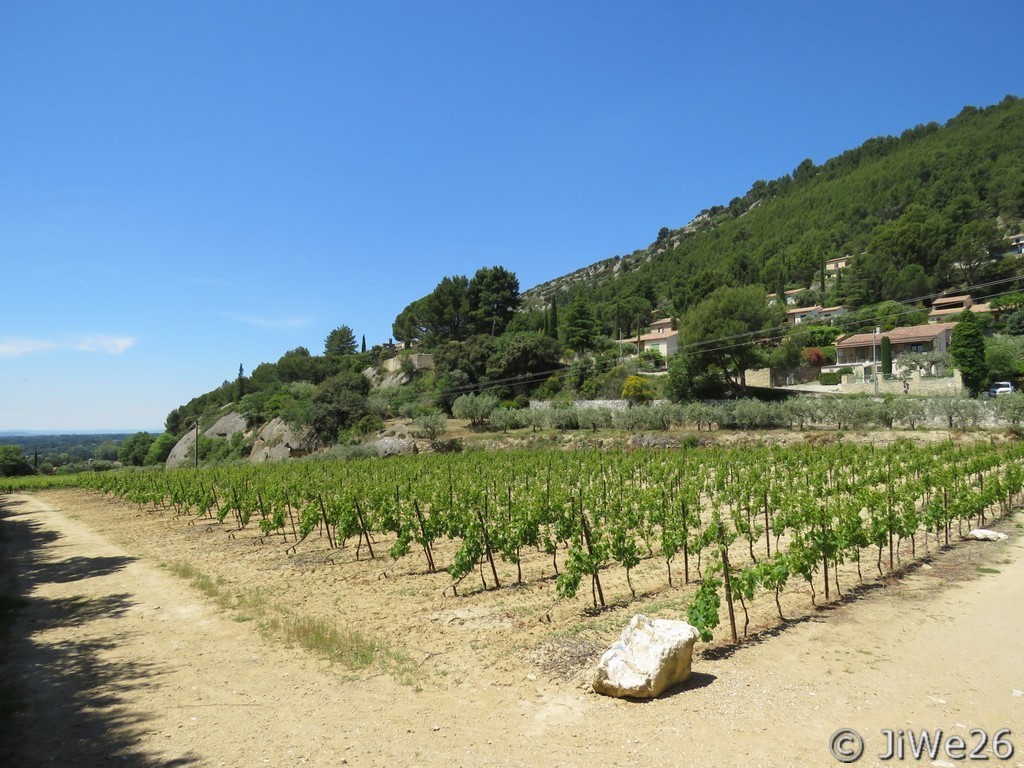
[782,397,821,430]
[452,393,499,427]
[622,375,656,405]
[576,407,613,432]
[489,408,524,432]
[354,414,384,436]
[413,412,448,440]
[819,372,841,385]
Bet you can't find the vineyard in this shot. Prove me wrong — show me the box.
[11,437,1022,651]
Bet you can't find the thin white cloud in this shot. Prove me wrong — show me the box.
[71,335,136,354]
[0,338,59,357]
[222,312,311,330]
[0,335,135,358]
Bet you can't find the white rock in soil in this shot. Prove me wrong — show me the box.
[591,614,700,699]
[966,529,1008,541]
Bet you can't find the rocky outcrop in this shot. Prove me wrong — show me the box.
[591,614,700,699]
[165,410,250,468]
[204,411,247,438]
[165,429,199,469]
[364,424,417,458]
[249,418,317,463]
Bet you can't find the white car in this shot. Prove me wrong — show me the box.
[988,381,1015,396]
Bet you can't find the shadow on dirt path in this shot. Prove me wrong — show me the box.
[0,495,199,768]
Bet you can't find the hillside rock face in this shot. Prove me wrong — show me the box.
[165,411,250,468]
[249,418,316,462]
[205,412,247,438]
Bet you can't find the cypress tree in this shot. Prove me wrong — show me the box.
[880,335,892,376]
[949,310,987,395]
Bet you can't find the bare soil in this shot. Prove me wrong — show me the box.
[1,487,1022,768]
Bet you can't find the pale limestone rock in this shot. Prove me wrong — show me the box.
[165,410,248,468]
[365,424,417,457]
[591,614,700,699]
[203,411,247,438]
[249,417,316,462]
[966,529,1008,541]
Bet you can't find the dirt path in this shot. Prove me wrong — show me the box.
[1,491,1022,767]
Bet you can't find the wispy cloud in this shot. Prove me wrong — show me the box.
[0,335,136,358]
[71,335,136,354]
[222,312,311,330]
[0,338,59,357]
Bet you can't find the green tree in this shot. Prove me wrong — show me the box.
[562,294,599,354]
[1005,308,1024,336]
[545,301,559,339]
[309,371,370,443]
[949,310,988,395]
[433,335,497,384]
[880,336,892,376]
[325,325,357,357]
[276,347,335,384]
[681,285,778,388]
[143,432,179,466]
[467,266,520,336]
[621,375,656,405]
[485,333,563,396]
[118,432,156,467]
[451,393,499,427]
[0,445,35,477]
[985,335,1024,380]
[667,354,696,403]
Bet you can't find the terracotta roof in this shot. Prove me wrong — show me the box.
[835,323,956,349]
[932,294,971,306]
[619,330,679,344]
[787,305,821,314]
[928,304,990,318]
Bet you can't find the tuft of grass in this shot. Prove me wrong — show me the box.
[976,566,1000,574]
[263,613,380,668]
[161,561,416,681]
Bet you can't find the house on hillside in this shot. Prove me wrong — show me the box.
[825,255,852,274]
[927,295,991,323]
[818,305,848,323]
[786,305,822,325]
[619,317,679,357]
[1010,233,1024,254]
[766,288,808,306]
[828,322,957,377]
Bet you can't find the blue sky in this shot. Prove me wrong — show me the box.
[1,1,1021,431]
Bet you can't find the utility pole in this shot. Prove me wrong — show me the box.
[873,327,880,396]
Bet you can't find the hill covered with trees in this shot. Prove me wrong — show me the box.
[520,95,1024,336]
[147,95,1024,461]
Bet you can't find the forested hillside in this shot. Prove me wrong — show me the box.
[153,95,1024,457]
[521,95,1024,337]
